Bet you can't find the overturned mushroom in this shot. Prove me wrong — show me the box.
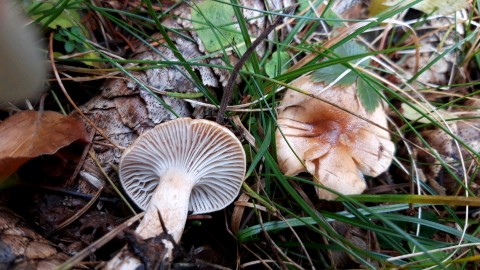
[106,117,246,269]
[276,75,394,200]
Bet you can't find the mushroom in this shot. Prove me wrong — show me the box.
[1,1,46,103]
[276,75,394,200]
[106,117,246,269]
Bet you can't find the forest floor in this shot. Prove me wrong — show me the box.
[1,0,480,269]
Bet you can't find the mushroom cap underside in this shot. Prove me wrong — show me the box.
[276,76,394,199]
[120,117,246,214]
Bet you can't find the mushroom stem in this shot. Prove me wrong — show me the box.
[104,170,195,269]
[136,169,196,242]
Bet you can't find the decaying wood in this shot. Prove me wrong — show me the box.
[0,206,74,270]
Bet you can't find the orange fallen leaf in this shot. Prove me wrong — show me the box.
[0,110,89,181]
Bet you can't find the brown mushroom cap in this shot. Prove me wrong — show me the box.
[276,75,394,200]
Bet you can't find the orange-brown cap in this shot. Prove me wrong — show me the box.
[276,76,394,200]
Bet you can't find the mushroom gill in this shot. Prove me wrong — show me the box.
[276,75,395,200]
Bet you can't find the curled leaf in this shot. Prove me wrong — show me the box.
[0,110,89,181]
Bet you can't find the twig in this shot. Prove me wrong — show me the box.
[47,187,103,238]
[48,32,123,150]
[88,150,137,215]
[56,212,144,270]
[216,7,295,124]
[67,128,95,186]
[19,184,119,202]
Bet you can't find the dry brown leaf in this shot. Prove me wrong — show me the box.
[0,110,89,180]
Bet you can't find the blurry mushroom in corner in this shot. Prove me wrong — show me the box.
[0,0,46,104]
[276,75,395,200]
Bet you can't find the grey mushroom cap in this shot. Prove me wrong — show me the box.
[119,117,246,214]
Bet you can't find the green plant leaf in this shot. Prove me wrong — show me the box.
[191,1,243,53]
[417,211,439,239]
[296,0,311,13]
[357,76,381,112]
[27,2,82,29]
[70,25,82,35]
[311,63,358,85]
[53,33,66,42]
[322,6,343,27]
[64,41,75,53]
[312,41,370,85]
[265,51,290,78]
[335,42,370,67]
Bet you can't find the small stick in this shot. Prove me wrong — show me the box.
[47,187,103,238]
[56,212,144,270]
[216,7,294,124]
